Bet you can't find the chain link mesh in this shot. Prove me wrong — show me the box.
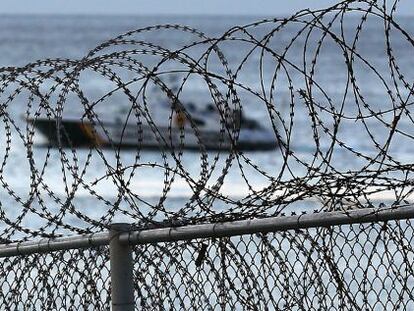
[0,219,413,309]
[0,247,110,310]
[132,220,414,310]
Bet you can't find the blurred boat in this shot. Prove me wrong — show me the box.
[26,104,277,151]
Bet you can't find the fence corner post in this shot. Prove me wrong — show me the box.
[110,223,135,311]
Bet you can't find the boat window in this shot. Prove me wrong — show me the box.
[241,119,261,130]
[192,117,206,127]
[186,102,196,112]
[205,103,216,113]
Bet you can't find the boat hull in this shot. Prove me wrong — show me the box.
[27,118,277,151]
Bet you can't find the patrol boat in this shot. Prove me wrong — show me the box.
[26,103,277,151]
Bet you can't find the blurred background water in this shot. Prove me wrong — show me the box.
[1,14,414,230]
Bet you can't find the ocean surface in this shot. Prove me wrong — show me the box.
[1,14,414,231]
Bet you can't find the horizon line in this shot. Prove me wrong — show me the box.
[0,12,413,18]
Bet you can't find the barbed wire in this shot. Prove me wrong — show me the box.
[0,0,414,240]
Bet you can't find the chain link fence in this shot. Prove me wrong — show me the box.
[0,248,110,310]
[132,222,414,310]
[0,214,413,310]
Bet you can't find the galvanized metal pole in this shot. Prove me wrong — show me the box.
[110,223,135,311]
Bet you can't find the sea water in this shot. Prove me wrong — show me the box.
[1,14,414,233]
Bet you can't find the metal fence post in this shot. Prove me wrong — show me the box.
[110,223,135,311]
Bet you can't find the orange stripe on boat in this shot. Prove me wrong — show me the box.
[80,123,104,146]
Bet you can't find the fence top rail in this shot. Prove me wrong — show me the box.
[0,232,110,258]
[0,204,412,258]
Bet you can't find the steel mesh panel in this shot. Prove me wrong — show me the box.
[0,220,412,309]
[131,220,414,310]
[0,247,110,310]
